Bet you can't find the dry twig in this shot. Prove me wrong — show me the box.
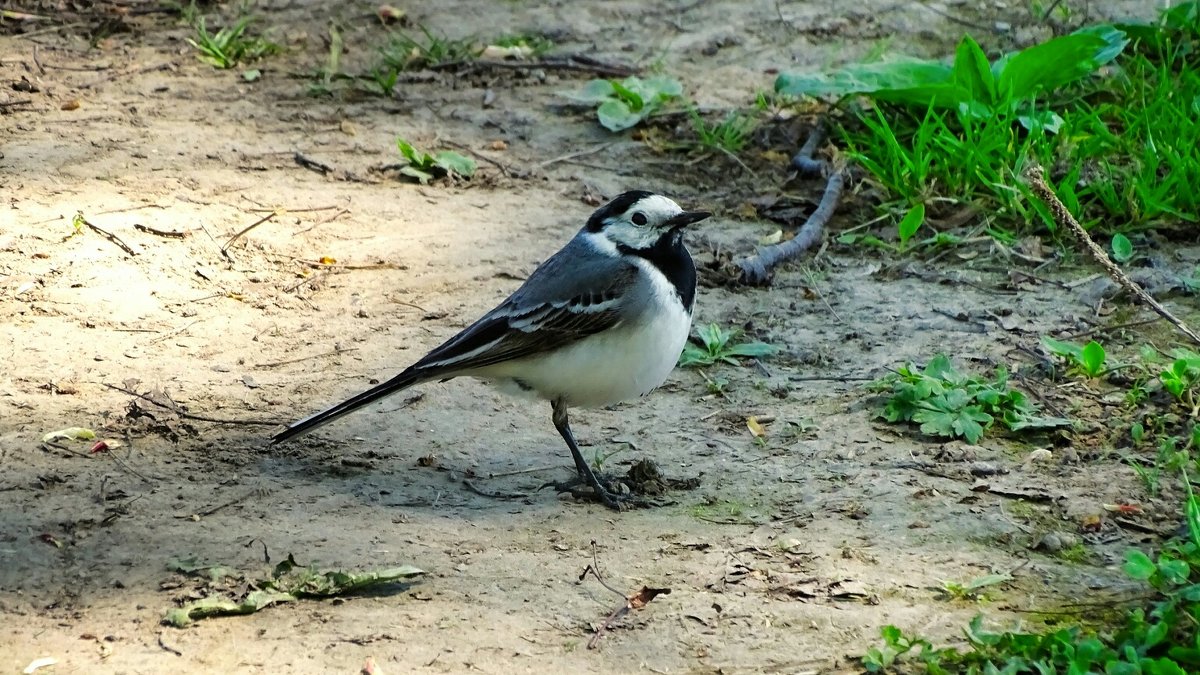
[76,212,138,256]
[1025,166,1200,346]
[737,124,842,284]
[576,541,671,649]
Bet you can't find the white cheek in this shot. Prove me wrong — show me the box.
[607,223,657,249]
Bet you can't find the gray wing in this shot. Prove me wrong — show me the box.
[411,235,638,374]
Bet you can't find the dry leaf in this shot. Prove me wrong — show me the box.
[746,416,766,438]
[318,256,337,265]
[61,99,81,111]
[627,586,670,610]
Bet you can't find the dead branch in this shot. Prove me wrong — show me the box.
[1024,166,1200,347]
[735,123,843,285]
[76,212,138,256]
[576,541,671,650]
[221,210,279,259]
[448,54,638,78]
[102,383,281,426]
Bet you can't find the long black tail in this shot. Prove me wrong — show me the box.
[270,367,425,445]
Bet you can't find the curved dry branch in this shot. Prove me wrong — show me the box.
[1024,165,1200,347]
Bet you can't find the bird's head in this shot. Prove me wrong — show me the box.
[585,190,711,251]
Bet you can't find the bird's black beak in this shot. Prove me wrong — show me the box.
[665,210,712,230]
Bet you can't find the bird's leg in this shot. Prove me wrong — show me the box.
[550,398,624,511]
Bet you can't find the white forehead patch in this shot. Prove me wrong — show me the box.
[597,193,688,251]
[632,195,684,222]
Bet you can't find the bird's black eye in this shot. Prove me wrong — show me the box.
[631,212,648,226]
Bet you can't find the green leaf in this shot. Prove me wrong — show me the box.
[609,78,644,110]
[597,99,642,131]
[640,74,684,100]
[1123,550,1156,580]
[1111,233,1134,262]
[896,203,925,248]
[564,79,617,103]
[775,59,958,108]
[922,354,955,381]
[433,151,476,178]
[1080,341,1106,376]
[1042,336,1084,362]
[994,25,1128,103]
[399,165,434,184]
[952,34,996,108]
[396,139,424,165]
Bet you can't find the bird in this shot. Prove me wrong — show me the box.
[271,190,711,509]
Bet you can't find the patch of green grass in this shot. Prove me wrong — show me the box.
[678,323,777,368]
[779,4,1200,242]
[689,109,758,154]
[381,25,480,72]
[877,354,1072,443]
[489,33,554,58]
[689,499,755,523]
[864,449,1200,673]
[562,75,684,131]
[939,573,1012,602]
[188,16,280,69]
[394,139,476,184]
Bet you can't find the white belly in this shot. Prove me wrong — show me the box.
[481,303,692,408]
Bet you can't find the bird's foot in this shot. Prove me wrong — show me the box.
[542,473,634,511]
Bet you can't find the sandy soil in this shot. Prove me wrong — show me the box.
[0,1,1179,673]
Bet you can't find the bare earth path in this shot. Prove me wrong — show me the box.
[0,1,1169,673]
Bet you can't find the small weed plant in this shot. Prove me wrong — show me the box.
[689,109,758,154]
[394,139,475,184]
[563,75,684,131]
[188,16,280,69]
[678,323,776,368]
[777,3,1200,241]
[864,476,1200,673]
[878,354,1071,443]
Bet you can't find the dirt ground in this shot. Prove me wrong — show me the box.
[0,1,1181,673]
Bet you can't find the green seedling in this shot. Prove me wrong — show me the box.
[896,203,924,250]
[165,554,424,627]
[394,139,476,184]
[689,109,757,154]
[380,25,481,72]
[939,573,1012,602]
[188,16,280,69]
[1042,337,1109,378]
[1111,232,1135,263]
[563,75,683,131]
[489,33,554,58]
[678,323,777,368]
[879,354,1071,443]
[1160,350,1200,416]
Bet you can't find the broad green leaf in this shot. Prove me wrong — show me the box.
[775,59,958,107]
[896,203,925,248]
[952,34,996,107]
[396,139,423,165]
[1111,233,1134,262]
[1080,341,1106,376]
[1042,336,1084,361]
[641,74,684,99]
[1123,550,1156,580]
[727,342,777,358]
[597,99,642,131]
[399,165,434,184]
[921,354,954,381]
[609,78,645,110]
[564,79,617,103]
[433,151,476,178]
[995,25,1128,103]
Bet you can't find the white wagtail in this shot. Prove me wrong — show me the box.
[271,190,711,509]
